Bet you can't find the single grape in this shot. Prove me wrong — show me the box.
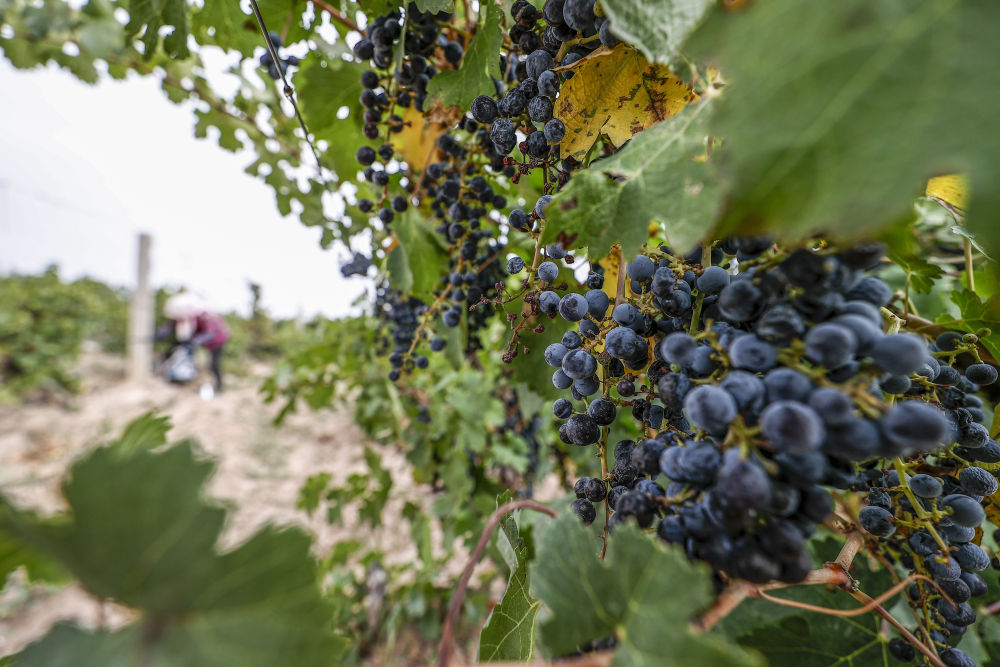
[879,401,949,453]
[941,494,985,528]
[543,118,566,143]
[845,275,892,306]
[717,281,762,322]
[887,638,915,662]
[966,363,998,385]
[804,322,858,369]
[908,474,943,498]
[683,386,737,435]
[537,261,559,283]
[626,255,655,282]
[571,498,597,524]
[558,293,589,321]
[561,348,597,379]
[553,397,573,419]
[559,413,600,446]
[953,542,990,572]
[539,290,560,315]
[728,335,777,372]
[763,368,813,403]
[659,332,698,367]
[695,266,729,295]
[959,466,998,496]
[871,333,927,375]
[760,401,825,452]
[859,505,895,537]
[506,256,525,274]
[807,387,853,426]
[544,343,568,367]
[588,398,617,425]
[720,370,766,418]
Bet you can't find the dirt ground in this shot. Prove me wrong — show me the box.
[0,349,438,660]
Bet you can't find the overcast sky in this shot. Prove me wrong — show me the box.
[0,57,368,319]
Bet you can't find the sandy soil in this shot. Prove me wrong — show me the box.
[0,350,437,660]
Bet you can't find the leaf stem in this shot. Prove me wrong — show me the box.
[436,500,557,667]
[964,236,975,292]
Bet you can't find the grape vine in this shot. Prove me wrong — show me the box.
[3,0,1000,665]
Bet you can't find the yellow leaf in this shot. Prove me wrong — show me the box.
[554,45,695,160]
[392,105,448,171]
[598,247,621,305]
[926,174,968,211]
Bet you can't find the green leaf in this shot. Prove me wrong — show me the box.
[599,0,714,66]
[425,0,503,109]
[190,1,260,57]
[6,418,349,666]
[532,514,760,666]
[936,289,1000,361]
[0,520,67,587]
[415,0,454,15]
[881,216,944,295]
[478,500,541,662]
[976,615,1000,664]
[297,55,366,179]
[687,0,1000,256]
[111,411,170,456]
[297,472,332,516]
[125,0,190,59]
[391,209,450,298]
[543,100,720,258]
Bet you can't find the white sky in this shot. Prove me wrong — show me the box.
[0,57,369,319]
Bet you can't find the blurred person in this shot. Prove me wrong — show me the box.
[157,293,229,391]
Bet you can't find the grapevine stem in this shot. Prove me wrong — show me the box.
[847,590,945,667]
[437,500,557,667]
[308,0,362,33]
[964,237,975,292]
[892,458,950,553]
[530,219,547,278]
[687,244,712,335]
[984,599,1000,616]
[694,565,850,633]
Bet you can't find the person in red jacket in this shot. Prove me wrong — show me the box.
[160,293,230,391]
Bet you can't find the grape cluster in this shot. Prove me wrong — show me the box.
[539,240,998,597]
[258,32,299,80]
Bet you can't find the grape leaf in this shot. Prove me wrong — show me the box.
[389,209,450,298]
[4,418,349,666]
[543,100,720,258]
[554,45,694,160]
[599,0,714,67]
[687,0,1000,258]
[297,55,366,179]
[532,514,761,665]
[880,216,945,295]
[717,536,894,667]
[425,0,503,109]
[926,174,968,213]
[393,105,448,170]
[478,501,540,661]
[936,289,1000,362]
[190,1,260,57]
[125,0,190,59]
[976,616,1000,664]
[414,0,454,12]
[0,521,67,587]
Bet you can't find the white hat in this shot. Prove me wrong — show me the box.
[164,292,206,320]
